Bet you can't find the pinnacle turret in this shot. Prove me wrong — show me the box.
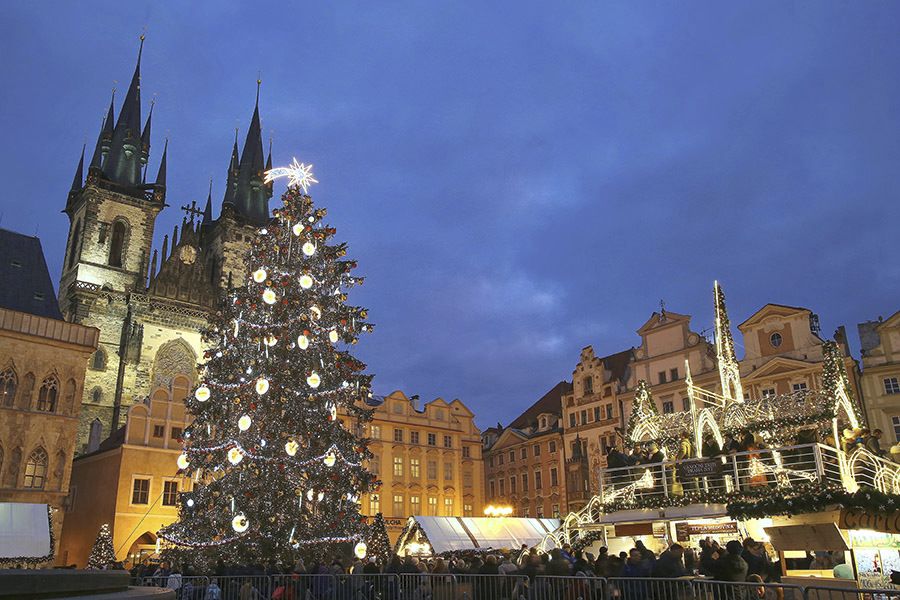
[103,36,146,187]
[70,145,85,193]
[222,81,272,225]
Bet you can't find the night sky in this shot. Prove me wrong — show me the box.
[1,3,898,429]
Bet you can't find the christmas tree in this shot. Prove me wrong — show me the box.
[160,162,376,564]
[87,523,116,569]
[367,513,392,564]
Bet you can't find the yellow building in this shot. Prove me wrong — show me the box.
[0,230,99,567]
[58,379,192,567]
[361,391,484,544]
[858,311,900,444]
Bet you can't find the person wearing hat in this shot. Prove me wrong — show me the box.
[712,540,749,584]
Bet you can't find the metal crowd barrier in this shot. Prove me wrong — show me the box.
[126,573,900,600]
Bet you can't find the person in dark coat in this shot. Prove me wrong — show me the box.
[713,540,749,589]
[653,545,689,600]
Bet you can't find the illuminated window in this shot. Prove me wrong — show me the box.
[410,458,420,478]
[464,503,473,517]
[370,425,381,439]
[0,369,16,407]
[428,496,438,516]
[410,495,420,514]
[24,448,48,489]
[162,481,179,506]
[393,457,403,477]
[131,478,150,504]
[552,504,560,517]
[393,494,403,516]
[444,498,454,516]
[369,494,380,514]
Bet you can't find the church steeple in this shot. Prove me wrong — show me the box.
[70,145,85,193]
[153,138,167,203]
[103,36,145,188]
[141,99,154,157]
[223,79,272,225]
[203,178,213,223]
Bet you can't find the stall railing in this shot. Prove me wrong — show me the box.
[693,577,805,600]
[598,443,844,505]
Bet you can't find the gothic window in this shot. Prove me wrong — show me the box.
[108,220,127,268]
[151,339,198,390]
[0,369,16,407]
[67,219,82,270]
[90,348,107,371]
[91,387,103,403]
[19,373,35,410]
[24,447,48,489]
[37,376,59,412]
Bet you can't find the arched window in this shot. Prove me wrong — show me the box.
[90,348,107,371]
[91,387,103,404]
[67,219,82,270]
[24,447,48,489]
[37,377,59,412]
[0,369,16,407]
[108,220,127,268]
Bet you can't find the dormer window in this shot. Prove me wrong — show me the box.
[540,416,547,429]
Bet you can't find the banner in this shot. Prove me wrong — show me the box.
[675,521,738,542]
[839,508,900,535]
[677,459,722,479]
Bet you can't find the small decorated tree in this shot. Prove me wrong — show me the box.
[87,523,116,569]
[367,513,392,564]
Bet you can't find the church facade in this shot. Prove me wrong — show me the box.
[58,40,274,451]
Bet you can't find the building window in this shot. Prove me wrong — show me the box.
[464,503,473,517]
[153,425,164,438]
[510,476,517,494]
[410,431,419,444]
[792,382,808,392]
[533,444,541,457]
[662,400,674,414]
[370,425,381,439]
[444,498,454,516]
[593,406,600,422]
[893,417,900,442]
[162,480,179,506]
[682,397,691,411]
[462,446,471,458]
[535,471,542,489]
[90,387,102,404]
[569,413,576,427]
[410,458,420,478]
[427,433,436,446]
[108,220,127,268]
[583,376,593,394]
[36,377,59,412]
[521,473,528,492]
[393,494,404,516]
[444,435,452,448]
[369,494,380,514]
[132,478,150,504]
[444,463,453,481]
[885,378,900,395]
[171,427,182,440]
[393,457,403,477]
[550,468,559,486]
[537,506,544,518]
[489,480,496,498]
[606,404,613,419]
[658,371,667,384]
[770,332,783,348]
[549,441,557,453]
[497,454,504,465]
[0,369,17,407]
[670,368,679,381]
[499,479,505,495]
[552,504,560,517]
[427,460,437,479]
[762,388,776,399]
[540,417,547,429]
[23,448,48,489]
[90,348,107,371]
[581,409,587,424]
[428,497,438,516]
[410,495,420,514]
[508,450,515,463]
[370,454,380,475]
[520,447,527,460]
[523,507,529,518]
[393,428,403,443]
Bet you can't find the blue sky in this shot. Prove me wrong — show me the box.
[1,2,898,429]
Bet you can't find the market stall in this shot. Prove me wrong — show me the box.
[395,516,560,556]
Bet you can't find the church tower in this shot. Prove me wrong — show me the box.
[60,36,165,315]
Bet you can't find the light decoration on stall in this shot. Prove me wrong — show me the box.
[483,505,514,517]
[158,160,376,565]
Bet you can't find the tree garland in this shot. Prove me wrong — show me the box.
[728,486,900,520]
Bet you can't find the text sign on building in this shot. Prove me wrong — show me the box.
[839,508,900,535]
[675,521,738,542]
[677,459,722,479]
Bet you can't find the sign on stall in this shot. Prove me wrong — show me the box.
[839,508,900,535]
[675,521,739,542]
[677,459,722,479]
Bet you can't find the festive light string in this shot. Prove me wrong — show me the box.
[183,441,363,467]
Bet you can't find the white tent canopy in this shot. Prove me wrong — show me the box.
[398,516,561,555]
[0,503,51,560]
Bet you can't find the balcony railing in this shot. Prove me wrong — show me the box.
[597,443,844,506]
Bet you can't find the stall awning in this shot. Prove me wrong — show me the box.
[408,516,560,554]
[0,503,51,560]
[764,523,849,552]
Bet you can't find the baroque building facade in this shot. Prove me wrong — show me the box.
[58,41,275,451]
[360,391,485,543]
[0,231,99,566]
[857,312,900,444]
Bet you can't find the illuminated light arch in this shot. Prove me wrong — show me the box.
[695,409,724,456]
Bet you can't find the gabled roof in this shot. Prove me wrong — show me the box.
[738,303,811,330]
[603,348,634,383]
[742,356,817,381]
[508,380,572,429]
[637,311,691,335]
[0,229,63,320]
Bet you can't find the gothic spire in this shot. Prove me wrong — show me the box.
[100,91,115,158]
[227,78,272,224]
[155,138,167,188]
[70,145,85,193]
[141,99,154,156]
[103,36,145,187]
[203,178,213,223]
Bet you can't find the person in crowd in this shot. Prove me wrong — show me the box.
[204,578,222,600]
[653,544,686,578]
[866,429,885,456]
[684,548,698,574]
[713,540,749,583]
[547,548,572,577]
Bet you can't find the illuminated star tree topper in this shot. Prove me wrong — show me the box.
[265,157,319,193]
